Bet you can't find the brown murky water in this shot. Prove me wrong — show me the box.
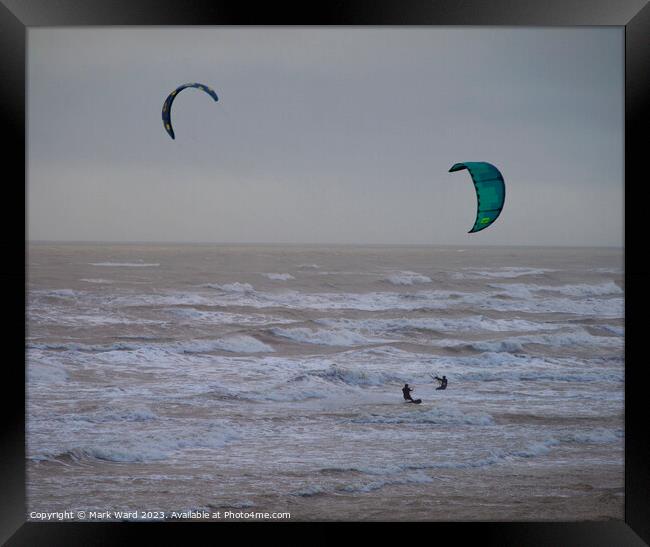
[27,243,624,521]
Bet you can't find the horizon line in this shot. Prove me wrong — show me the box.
[26,239,624,249]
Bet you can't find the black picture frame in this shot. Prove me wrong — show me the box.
[3,1,648,545]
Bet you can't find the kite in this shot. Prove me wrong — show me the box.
[449,162,506,233]
[162,83,219,140]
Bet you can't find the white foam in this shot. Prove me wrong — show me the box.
[30,422,240,464]
[309,364,406,386]
[491,281,622,298]
[202,282,255,293]
[29,341,140,352]
[157,336,274,355]
[72,408,158,424]
[564,429,623,444]
[257,390,326,402]
[197,288,451,312]
[260,273,295,281]
[207,335,274,354]
[27,361,68,384]
[315,316,562,335]
[80,278,114,284]
[464,340,526,353]
[351,407,495,426]
[165,307,294,326]
[340,471,434,494]
[510,438,561,458]
[42,289,85,299]
[271,327,391,347]
[385,271,432,286]
[511,330,621,350]
[35,313,162,327]
[151,284,624,316]
[29,334,274,355]
[475,291,623,317]
[598,325,624,336]
[291,485,328,497]
[453,267,556,279]
[50,447,170,464]
[109,292,213,307]
[319,437,570,480]
[90,262,160,267]
[438,329,622,353]
[594,267,623,274]
[523,330,624,349]
[458,355,624,383]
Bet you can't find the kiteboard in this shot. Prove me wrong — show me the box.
[406,399,422,404]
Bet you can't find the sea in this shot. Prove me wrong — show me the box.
[26,243,624,521]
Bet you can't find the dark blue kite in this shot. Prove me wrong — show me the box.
[162,83,219,140]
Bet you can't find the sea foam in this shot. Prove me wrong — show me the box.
[385,271,432,286]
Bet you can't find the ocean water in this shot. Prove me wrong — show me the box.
[26,243,624,521]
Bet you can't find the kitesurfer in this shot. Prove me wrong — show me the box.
[402,383,415,401]
[434,375,448,390]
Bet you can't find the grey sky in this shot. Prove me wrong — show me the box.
[28,27,623,246]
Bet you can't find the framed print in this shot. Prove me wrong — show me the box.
[2,0,649,545]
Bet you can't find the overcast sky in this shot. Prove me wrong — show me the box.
[28,27,623,246]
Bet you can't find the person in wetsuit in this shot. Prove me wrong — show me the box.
[402,383,414,401]
[434,375,448,390]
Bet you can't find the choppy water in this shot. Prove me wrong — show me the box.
[27,244,624,520]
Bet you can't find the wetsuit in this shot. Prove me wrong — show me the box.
[402,386,414,401]
[435,376,448,390]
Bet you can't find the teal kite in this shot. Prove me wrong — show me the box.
[449,162,505,233]
[162,83,219,140]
